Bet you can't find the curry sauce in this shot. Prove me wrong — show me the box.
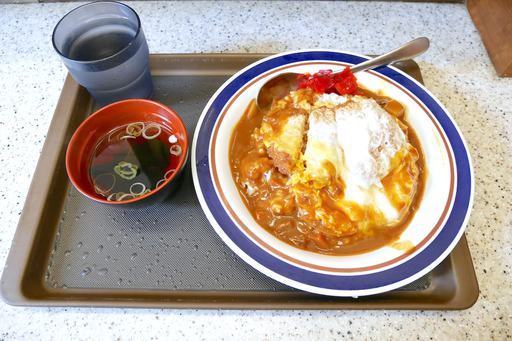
[229,89,426,255]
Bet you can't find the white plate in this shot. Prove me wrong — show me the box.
[192,50,474,297]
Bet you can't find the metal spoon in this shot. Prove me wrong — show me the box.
[256,37,430,110]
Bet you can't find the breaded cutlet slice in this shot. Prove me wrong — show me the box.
[261,112,306,175]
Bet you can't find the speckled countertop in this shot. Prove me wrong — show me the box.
[0,1,510,340]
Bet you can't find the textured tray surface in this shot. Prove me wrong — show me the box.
[46,75,430,292]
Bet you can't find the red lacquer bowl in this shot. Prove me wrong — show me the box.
[66,99,189,206]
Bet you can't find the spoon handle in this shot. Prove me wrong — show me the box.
[348,37,430,74]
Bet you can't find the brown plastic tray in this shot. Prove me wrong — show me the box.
[0,54,478,309]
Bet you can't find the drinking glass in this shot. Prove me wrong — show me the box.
[52,1,153,105]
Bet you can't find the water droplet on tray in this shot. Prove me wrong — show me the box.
[97,245,103,253]
[77,242,83,248]
[82,252,89,259]
[97,268,108,276]
[115,241,121,248]
[80,267,92,277]
[130,252,138,260]
[64,250,72,257]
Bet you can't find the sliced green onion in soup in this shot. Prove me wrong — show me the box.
[164,169,176,179]
[170,144,182,156]
[115,192,127,201]
[93,173,116,195]
[126,122,145,137]
[129,182,146,196]
[107,129,121,142]
[142,123,162,140]
[114,161,138,180]
[118,193,136,201]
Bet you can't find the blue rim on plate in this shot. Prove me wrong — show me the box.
[192,50,474,296]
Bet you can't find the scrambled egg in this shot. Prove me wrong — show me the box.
[260,89,420,236]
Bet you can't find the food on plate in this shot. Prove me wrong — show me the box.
[89,122,182,202]
[229,68,425,255]
[260,108,306,175]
